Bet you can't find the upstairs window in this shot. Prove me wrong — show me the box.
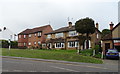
[69,31,78,36]
[24,35,26,38]
[19,35,21,38]
[47,34,51,39]
[29,34,31,38]
[55,33,63,38]
[38,32,41,37]
[35,33,37,36]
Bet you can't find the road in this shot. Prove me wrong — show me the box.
[2,57,118,72]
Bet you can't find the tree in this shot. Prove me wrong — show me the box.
[101,29,111,38]
[75,17,96,49]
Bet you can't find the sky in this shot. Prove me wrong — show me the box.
[0,0,119,34]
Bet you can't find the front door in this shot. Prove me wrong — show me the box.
[105,43,110,53]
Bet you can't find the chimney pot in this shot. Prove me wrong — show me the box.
[109,22,114,30]
[68,22,72,28]
[96,23,99,29]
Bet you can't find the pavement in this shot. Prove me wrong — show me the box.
[2,56,119,72]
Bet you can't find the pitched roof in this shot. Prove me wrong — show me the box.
[19,25,50,35]
[102,33,112,40]
[45,25,101,35]
[112,22,120,31]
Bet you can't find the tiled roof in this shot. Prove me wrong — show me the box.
[112,22,120,31]
[19,25,50,35]
[45,25,101,35]
[102,33,112,40]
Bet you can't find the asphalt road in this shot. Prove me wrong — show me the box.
[2,58,118,72]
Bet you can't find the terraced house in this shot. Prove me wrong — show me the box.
[18,25,53,48]
[45,22,101,50]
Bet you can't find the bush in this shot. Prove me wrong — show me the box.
[80,49,93,56]
[94,45,100,54]
[0,40,18,48]
[11,41,18,48]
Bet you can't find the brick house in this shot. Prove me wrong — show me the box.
[102,22,120,53]
[18,25,53,48]
[45,22,101,50]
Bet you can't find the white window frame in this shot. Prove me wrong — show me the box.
[38,41,41,45]
[35,33,36,36]
[69,31,78,36]
[28,42,31,45]
[29,34,31,38]
[19,35,21,38]
[38,32,41,36]
[47,34,51,39]
[34,42,36,45]
[97,34,99,39]
[24,35,26,38]
[68,41,78,48]
[55,33,63,38]
[55,43,64,48]
[24,43,26,46]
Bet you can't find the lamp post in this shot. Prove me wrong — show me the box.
[8,39,11,50]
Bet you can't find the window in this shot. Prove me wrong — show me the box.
[38,41,41,45]
[69,31,78,36]
[38,32,41,36]
[29,34,31,37]
[19,35,21,38]
[68,41,79,48]
[97,34,99,38]
[55,43,64,48]
[28,42,31,45]
[24,43,26,46]
[47,34,51,39]
[34,42,36,45]
[35,33,36,36]
[55,33,63,38]
[24,35,26,38]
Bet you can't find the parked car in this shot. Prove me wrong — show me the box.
[106,49,119,59]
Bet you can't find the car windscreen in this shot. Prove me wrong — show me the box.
[108,50,118,53]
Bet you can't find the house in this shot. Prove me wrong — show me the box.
[102,22,120,54]
[45,22,102,50]
[18,25,53,48]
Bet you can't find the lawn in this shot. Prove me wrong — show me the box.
[1,48,103,64]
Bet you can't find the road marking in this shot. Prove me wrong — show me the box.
[50,66,79,72]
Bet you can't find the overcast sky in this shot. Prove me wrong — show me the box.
[0,0,119,34]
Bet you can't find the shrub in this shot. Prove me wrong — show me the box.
[80,49,93,56]
[94,45,100,54]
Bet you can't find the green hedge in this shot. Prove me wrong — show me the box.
[0,40,18,48]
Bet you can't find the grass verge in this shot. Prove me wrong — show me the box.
[2,48,103,64]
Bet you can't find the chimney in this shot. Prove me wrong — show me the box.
[68,22,72,28]
[96,23,99,29]
[109,22,114,30]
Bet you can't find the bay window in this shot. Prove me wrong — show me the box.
[69,31,78,36]
[68,41,79,48]
[55,33,63,38]
[55,43,64,48]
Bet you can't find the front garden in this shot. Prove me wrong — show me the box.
[1,48,103,64]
